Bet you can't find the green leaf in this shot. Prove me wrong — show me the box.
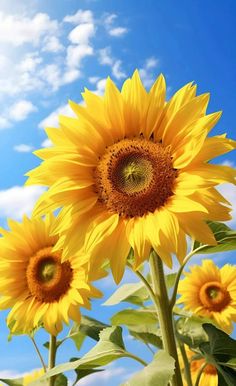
[127,324,162,348]
[194,221,236,254]
[103,282,149,306]
[176,316,210,348]
[122,350,175,386]
[39,327,143,380]
[111,309,158,326]
[54,374,67,386]
[79,315,110,341]
[165,273,177,289]
[200,324,236,385]
[0,378,23,386]
[70,358,103,383]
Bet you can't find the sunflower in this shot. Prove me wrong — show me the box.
[178,260,236,332]
[179,346,218,386]
[0,214,104,335]
[26,71,236,283]
[23,369,45,386]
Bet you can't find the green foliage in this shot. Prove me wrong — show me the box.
[40,326,145,381]
[70,358,103,383]
[103,282,149,306]
[0,378,23,386]
[111,308,158,326]
[193,221,236,253]
[176,316,212,348]
[200,324,236,385]
[122,350,175,386]
[128,324,163,349]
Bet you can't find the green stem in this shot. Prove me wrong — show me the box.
[127,262,157,306]
[126,352,148,367]
[48,335,57,386]
[30,336,47,373]
[149,252,183,386]
[195,363,207,386]
[179,341,193,386]
[170,245,206,309]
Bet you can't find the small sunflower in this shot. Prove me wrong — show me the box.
[180,346,218,386]
[178,260,236,332]
[0,214,103,335]
[26,71,236,283]
[23,369,45,386]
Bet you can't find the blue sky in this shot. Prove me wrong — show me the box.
[0,0,236,384]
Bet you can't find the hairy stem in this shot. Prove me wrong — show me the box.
[30,336,47,373]
[48,335,57,386]
[179,341,193,386]
[149,252,183,386]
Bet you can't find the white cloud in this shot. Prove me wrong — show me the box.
[98,47,126,79]
[19,52,43,72]
[104,13,128,38]
[9,100,37,121]
[38,103,75,129]
[42,36,64,53]
[109,27,128,37]
[66,44,93,68]
[0,12,59,46]
[13,144,34,153]
[0,116,11,130]
[63,9,93,24]
[112,60,126,79]
[0,186,46,220]
[93,78,107,95]
[139,56,160,88]
[41,138,53,147]
[99,47,113,65]
[68,23,95,45]
[89,76,100,84]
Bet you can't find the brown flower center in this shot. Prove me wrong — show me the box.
[94,138,177,217]
[199,281,231,312]
[191,358,217,375]
[26,247,73,303]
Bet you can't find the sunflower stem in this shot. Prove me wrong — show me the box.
[30,336,47,373]
[179,341,193,386]
[170,245,207,309]
[149,251,183,386]
[194,363,207,386]
[48,334,57,386]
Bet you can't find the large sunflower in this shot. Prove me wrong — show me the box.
[178,260,236,332]
[179,346,218,386]
[26,71,236,283]
[0,215,103,335]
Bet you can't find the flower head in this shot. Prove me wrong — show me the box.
[178,260,236,332]
[180,346,218,386]
[26,71,236,283]
[0,214,104,335]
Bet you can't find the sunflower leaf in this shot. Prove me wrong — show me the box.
[111,309,158,326]
[0,378,23,386]
[70,358,103,383]
[199,324,236,385]
[121,350,175,386]
[176,316,211,348]
[103,282,149,306]
[38,327,145,381]
[193,221,236,253]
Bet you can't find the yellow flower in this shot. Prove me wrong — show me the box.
[180,346,218,386]
[178,260,236,332]
[0,214,104,335]
[26,71,236,283]
[23,369,45,386]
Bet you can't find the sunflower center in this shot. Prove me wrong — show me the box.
[199,281,231,311]
[94,138,177,217]
[26,247,73,303]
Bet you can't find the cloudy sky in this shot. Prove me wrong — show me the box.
[0,0,235,384]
